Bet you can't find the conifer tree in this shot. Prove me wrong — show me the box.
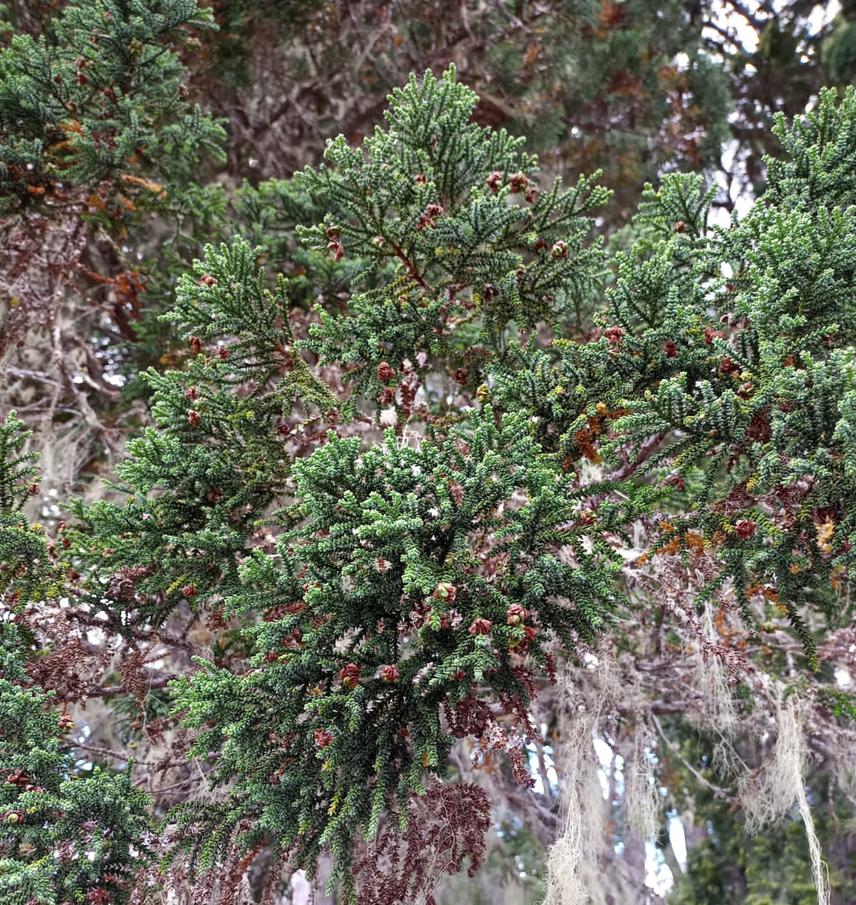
[63,67,856,902]
[294,67,610,401]
[4,1,856,902]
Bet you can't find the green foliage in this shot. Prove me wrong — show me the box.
[4,1,856,900]
[766,85,856,211]
[0,624,150,905]
[173,406,618,888]
[0,413,51,603]
[186,0,732,215]
[230,177,363,309]
[499,91,856,666]
[71,239,336,625]
[816,685,856,721]
[0,411,36,513]
[295,66,609,404]
[0,0,224,212]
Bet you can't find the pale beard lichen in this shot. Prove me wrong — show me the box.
[543,708,607,905]
[740,689,830,905]
[696,600,739,776]
[624,724,661,841]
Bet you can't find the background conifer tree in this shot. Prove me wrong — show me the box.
[0,413,150,905]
